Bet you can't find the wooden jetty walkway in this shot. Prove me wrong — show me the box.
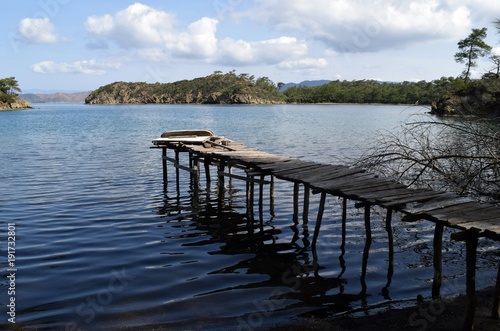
[151,131,500,330]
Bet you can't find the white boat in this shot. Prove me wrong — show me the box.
[152,129,214,145]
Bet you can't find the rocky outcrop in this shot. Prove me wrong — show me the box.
[85,74,285,105]
[431,81,500,117]
[0,96,32,110]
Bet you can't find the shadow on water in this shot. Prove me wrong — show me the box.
[151,174,396,329]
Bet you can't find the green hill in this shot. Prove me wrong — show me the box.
[85,72,285,105]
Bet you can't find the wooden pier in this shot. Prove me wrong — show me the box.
[152,132,500,330]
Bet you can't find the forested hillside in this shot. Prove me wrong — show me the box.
[86,71,285,105]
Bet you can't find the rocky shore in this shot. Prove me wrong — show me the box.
[0,96,32,110]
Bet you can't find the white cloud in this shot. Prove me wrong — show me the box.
[278,58,329,70]
[17,18,64,43]
[248,0,474,53]
[31,59,122,75]
[85,3,177,49]
[85,4,219,59]
[169,17,219,58]
[217,37,308,65]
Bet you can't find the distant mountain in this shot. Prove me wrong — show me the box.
[279,80,331,91]
[19,91,91,103]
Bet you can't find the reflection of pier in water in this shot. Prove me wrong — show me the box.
[152,132,500,330]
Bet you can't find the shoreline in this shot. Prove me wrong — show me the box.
[262,286,500,331]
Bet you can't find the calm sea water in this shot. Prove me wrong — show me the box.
[0,104,498,331]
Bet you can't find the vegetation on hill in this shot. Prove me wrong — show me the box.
[85,71,285,105]
[0,77,31,110]
[354,20,500,202]
[283,77,466,104]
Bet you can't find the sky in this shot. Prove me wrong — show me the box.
[2,0,500,92]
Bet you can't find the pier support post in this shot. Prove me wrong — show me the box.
[175,150,180,192]
[204,157,211,187]
[382,209,394,298]
[192,155,200,204]
[452,231,479,331]
[360,204,372,295]
[217,162,225,208]
[492,262,500,319]
[432,223,444,298]
[270,175,275,217]
[162,147,168,184]
[338,198,347,278]
[293,182,300,224]
[312,191,326,260]
[303,184,310,224]
[259,174,264,222]
[464,232,478,331]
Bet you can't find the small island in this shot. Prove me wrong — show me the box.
[0,77,31,110]
[85,71,285,105]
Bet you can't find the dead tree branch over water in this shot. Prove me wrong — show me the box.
[353,114,500,201]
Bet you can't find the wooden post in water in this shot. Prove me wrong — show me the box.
[338,198,347,278]
[432,223,444,298]
[217,162,225,208]
[360,204,372,295]
[192,155,199,203]
[293,182,300,224]
[259,174,265,221]
[246,172,255,219]
[175,150,180,192]
[204,157,211,187]
[312,191,326,260]
[464,232,478,331]
[162,147,168,186]
[303,184,310,224]
[452,231,479,331]
[270,175,275,217]
[492,262,500,319]
[382,209,394,298]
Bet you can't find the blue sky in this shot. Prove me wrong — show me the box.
[2,0,500,92]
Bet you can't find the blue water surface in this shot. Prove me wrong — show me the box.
[0,104,498,331]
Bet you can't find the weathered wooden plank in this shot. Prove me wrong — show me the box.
[341,182,409,199]
[278,164,343,180]
[383,191,447,209]
[339,177,403,191]
[274,164,327,176]
[310,171,372,189]
[255,159,306,170]
[402,195,473,214]
[285,165,352,183]
[270,160,321,171]
[413,201,485,217]
[418,207,499,227]
[259,159,318,172]
[454,220,500,240]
